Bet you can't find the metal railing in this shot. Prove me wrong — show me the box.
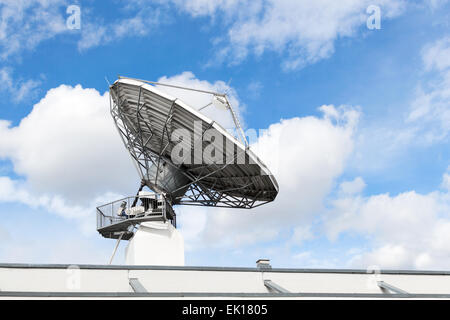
[96,193,173,231]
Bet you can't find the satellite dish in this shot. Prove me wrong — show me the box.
[109,76,278,208]
[97,76,279,264]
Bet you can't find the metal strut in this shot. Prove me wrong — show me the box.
[117,75,248,147]
[109,232,125,265]
[131,181,146,208]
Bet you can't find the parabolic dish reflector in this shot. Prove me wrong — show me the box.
[110,78,279,209]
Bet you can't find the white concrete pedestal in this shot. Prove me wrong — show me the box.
[125,221,184,266]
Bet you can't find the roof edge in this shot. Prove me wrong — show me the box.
[0,263,449,275]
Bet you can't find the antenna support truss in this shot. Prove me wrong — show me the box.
[117,76,249,148]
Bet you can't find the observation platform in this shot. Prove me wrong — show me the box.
[96,192,175,240]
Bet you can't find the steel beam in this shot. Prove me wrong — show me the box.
[129,278,148,293]
[264,280,290,294]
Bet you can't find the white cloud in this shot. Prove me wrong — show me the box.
[0,224,11,242]
[0,68,41,103]
[76,23,107,51]
[0,0,68,60]
[175,205,207,252]
[424,0,450,10]
[161,0,406,70]
[0,84,137,205]
[246,81,262,99]
[339,177,366,195]
[77,7,162,51]
[0,176,123,234]
[325,170,450,269]
[442,167,450,191]
[0,220,116,264]
[359,244,410,269]
[0,0,163,56]
[406,37,450,143]
[291,225,314,246]
[0,0,416,70]
[293,251,312,263]
[422,37,450,72]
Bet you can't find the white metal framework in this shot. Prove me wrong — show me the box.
[109,77,279,209]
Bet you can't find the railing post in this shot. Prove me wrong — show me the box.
[164,195,167,222]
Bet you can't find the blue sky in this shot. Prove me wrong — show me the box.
[0,0,449,269]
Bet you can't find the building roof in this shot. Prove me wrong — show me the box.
[1,263,450,299]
